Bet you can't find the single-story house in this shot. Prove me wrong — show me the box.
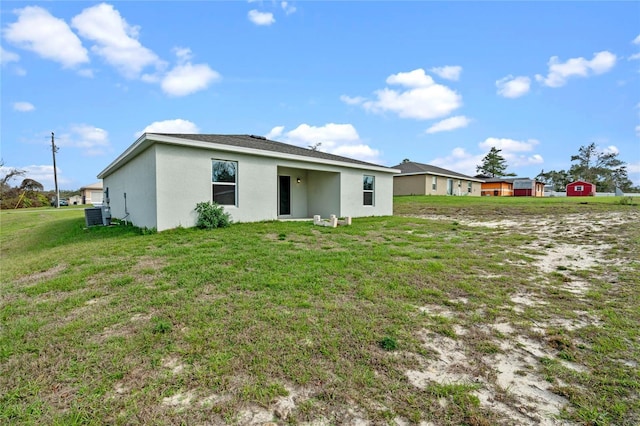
[566,180,596,196]
[481,177,544,197]
[97,133,399,231]
[79,181,104,205]
[391,161,484,196]
[68,195,83,205]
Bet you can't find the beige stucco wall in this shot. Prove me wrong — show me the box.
[341,169,394,217]
[394,174,482,196]
[394,175,427,196]
[103,145,157,230]
[277,166,309,218]
[154,144,278,229]
[104,142,395,231]
[307,170,340,218]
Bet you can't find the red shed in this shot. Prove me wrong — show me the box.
[566,180,596,196]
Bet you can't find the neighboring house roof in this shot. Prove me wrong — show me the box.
[482,177,543,184]
[80,181,103,190]
[391,161,485,182]
[98,134,399,178]
[567,180,594,186]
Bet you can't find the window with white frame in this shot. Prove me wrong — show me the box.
[468,181,472,193]
[212,160,237,205]
[432,176,437,191]
[575,185,584,191]
[363,175,375,206]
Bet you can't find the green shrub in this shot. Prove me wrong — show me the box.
[195,201,231,229]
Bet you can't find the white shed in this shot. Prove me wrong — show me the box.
[97,134,399,231]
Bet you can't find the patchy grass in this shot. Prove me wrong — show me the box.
[1,197,639,425]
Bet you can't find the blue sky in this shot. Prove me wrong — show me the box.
[2,1,639,190]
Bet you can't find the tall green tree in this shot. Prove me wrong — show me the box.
[536,169,572,192]
[569,143,630,192]
[476,147,516,177]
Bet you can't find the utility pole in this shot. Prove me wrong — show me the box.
[51,132,60,208]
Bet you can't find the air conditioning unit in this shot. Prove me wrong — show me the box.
[85,207,103,227]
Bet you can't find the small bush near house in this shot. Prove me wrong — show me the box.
[194,201,231,229]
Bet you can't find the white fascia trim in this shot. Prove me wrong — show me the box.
[395,171,485,183]
[99,134,399,177]
[97,133,148,178]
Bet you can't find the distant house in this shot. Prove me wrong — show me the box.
[79,181,104,205]
[68,195,83,205]
[97,133,399,231]
[566,180,596,196]
[391,161,484,196]
[480,177,514,196]
[481,177,544,197]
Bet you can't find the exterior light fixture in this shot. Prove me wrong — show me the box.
[297,177,301,183]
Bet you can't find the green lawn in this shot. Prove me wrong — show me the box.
[1,197,638,425]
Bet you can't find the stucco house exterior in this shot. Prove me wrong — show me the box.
[97,133,399,231]
[391,161,484,196]
[79,181,104,205]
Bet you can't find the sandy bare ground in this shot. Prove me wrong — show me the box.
[400,209,640,425]
[141,210,638,424]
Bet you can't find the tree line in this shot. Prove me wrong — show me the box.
[0,161,78,209]
[476,143,638,192]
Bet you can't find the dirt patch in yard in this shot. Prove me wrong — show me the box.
[400,208,640,425]
[14,263,67,285]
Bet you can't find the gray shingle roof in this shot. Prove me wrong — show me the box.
[153,133,392,169]
[391,161,484,182]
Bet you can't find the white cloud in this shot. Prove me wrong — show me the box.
[1,46,20,65]
[349,68,462,120]
[429,65,462,81]
[629,53,640,61]
[431,147,485,176]
[496,75,531,98]
[58,124,111,156]
[161,48,221,96]
[425,116,471,134]
[535,51,617,88]
[71,3,162,78]
[265,126,285,140]
[385,68,434,87]
[266,123,381,163]
[633,34,640,45]
[332,144,380,160]
[3,6,89,68]
[138,119,200,136]
[13,101,35,112]
[431,138,544,177]
[248,10,275,26]
[602,145,619,155]
[636,125,640,138]
[25,165,71,190]
[340,95,365,105]
[0,163,74,190]
[479,137,538,152]
[281,1,297,15]
[479,137,544,168]
[77,68,94,78]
